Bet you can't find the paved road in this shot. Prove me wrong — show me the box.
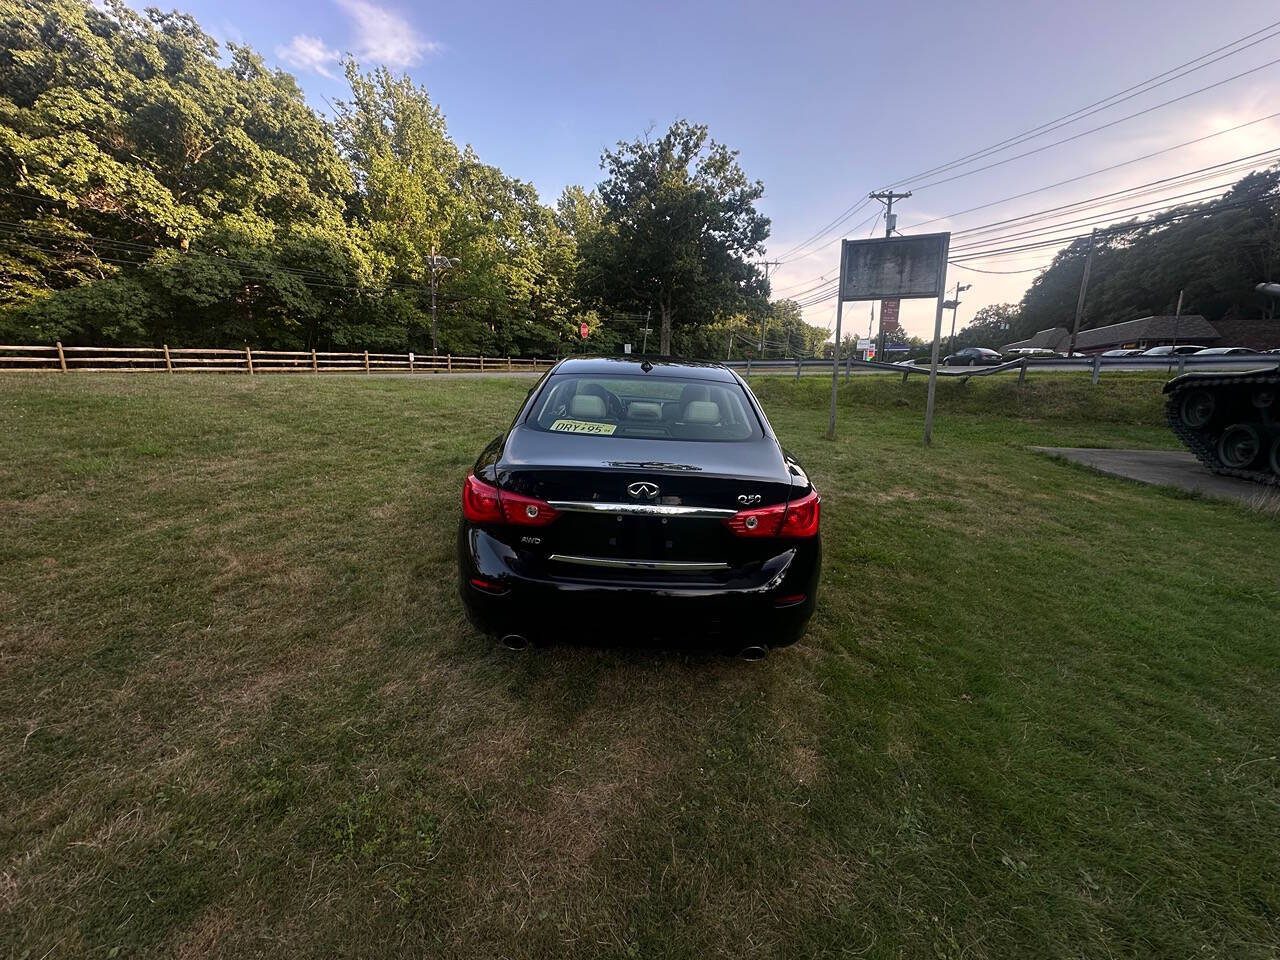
[1032,447,1279,507]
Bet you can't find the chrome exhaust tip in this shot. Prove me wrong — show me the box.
[500,633,530,651]
[737,644,768,662]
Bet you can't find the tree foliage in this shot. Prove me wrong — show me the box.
[0,1,776,358]
[580,121,770,354]
[1011,168,1280,342]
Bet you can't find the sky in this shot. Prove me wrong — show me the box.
[183,0,1280,342]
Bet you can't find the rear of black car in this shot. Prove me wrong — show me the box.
[456,358,821,655]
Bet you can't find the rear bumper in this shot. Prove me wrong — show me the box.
[457,523,820,649]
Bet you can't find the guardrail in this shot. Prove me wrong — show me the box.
[729,353,1280,382]
[0,343,559,374]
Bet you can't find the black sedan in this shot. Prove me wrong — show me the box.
[457,357,821,659]
[943,347,1003,366]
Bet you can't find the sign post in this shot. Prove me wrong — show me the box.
[922,234,951,447]
[829,232,950,443]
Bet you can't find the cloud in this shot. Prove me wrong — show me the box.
[275,34,341,79]
[335,0,439,67]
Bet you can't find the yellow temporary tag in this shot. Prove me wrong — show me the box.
[549,418,616,435]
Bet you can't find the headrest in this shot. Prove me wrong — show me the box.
[679,383,711,405]
[626,401,662,421]
[569,394,607,418]
[682,400,720,424]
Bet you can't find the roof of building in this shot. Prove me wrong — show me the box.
[1002,316,1220,352]
[1073,315,1218,350]
[1002,327,1068,352]
[551,356,737,381]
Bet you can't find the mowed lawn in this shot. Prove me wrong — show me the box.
[2,371,1278,959]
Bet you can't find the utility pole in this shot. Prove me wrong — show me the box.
[1067,229,1097,357]
[945,282,972,355]
[758,259,780,356]
[1169,288,1184,373]
[427,246,457,355]
[869,191,911,359]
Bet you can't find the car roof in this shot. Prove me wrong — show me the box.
[550,356,739,381]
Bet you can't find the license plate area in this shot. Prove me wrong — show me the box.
[555,514,723,562]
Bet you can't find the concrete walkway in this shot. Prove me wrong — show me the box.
[1030,447,1280,509]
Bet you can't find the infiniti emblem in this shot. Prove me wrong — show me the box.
[627,481,660,499]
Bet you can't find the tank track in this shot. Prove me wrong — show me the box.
[1163,364,1280,485]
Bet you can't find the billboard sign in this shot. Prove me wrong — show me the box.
[839,233,949,301]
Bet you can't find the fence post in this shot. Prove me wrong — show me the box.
[901,370,909,385]
[1018,358,1027,385]
[480,355,486,372]
[245,346,254,375]
[447,354,452,372]
[364,350,370,374]
[795,359,802,380]
[746,358,751,381]
[163,343,173,373]
[55,340,67,372]
[507,356,512,371]
[1177,356,1186,376]
[311,348,318,373]
[409,351,415,372]
[1091,355,1101,386]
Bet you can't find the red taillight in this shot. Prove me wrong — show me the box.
[462,474,504,523]
[724,488,820,539]
[780,489,821,537]
[498,488,560,527]
[724,501,787,537]
[462,474,559,527]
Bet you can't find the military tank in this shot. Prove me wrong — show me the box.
[1164,281,1280,484]
[1165,365,1280,484]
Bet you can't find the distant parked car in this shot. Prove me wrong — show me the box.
[943,347,1003,366]
[1193,346,1258,355]
[1141,344,1206,356]
[1100,348,1145,358]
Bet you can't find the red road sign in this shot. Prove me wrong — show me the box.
[579,322,589,339]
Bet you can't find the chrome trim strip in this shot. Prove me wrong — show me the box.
[548,554,731,571]
[546,500,737,518]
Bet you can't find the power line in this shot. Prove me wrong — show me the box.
[949,261,1051,275]
[878,20,1280,191]
[790,194,1267,308]
[937,150,1280,241]
[949,177,1261,249]
[899,112,1280,232]
[776,140,1280,296]
[905,53,1280,194]
[772,25,1280,277]
[772,198,874,263]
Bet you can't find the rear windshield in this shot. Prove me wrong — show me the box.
[525,374,762,441]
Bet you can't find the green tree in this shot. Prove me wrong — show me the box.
[583,120,770,355]
[1018,167,1280,336]
[0,0,359,346]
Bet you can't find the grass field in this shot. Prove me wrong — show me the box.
[2,371,1278,959]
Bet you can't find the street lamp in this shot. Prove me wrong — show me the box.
[946,282,972,355]
[428,249,458,355]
